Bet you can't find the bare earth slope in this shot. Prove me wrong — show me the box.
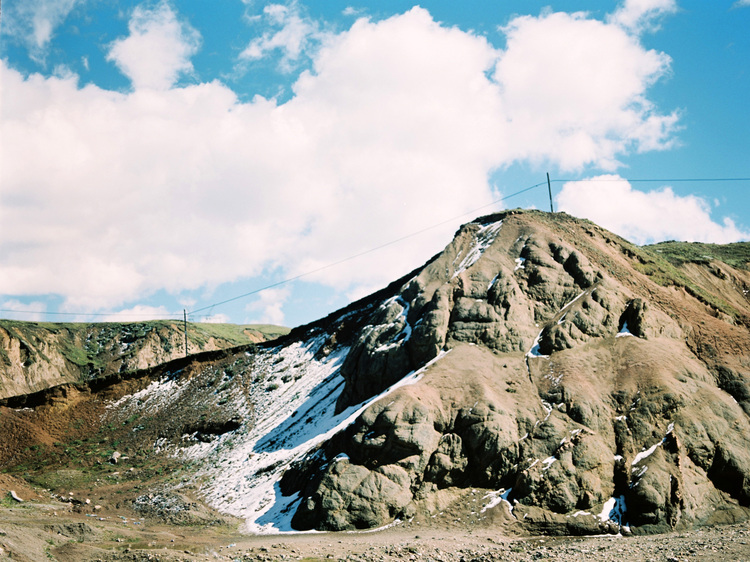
[2,210,750,555]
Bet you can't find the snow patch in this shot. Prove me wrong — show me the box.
[526,291,587,359]
[374,296,412,352]
[178,340,451,534]
[541,456,557,471]
[481,488,514,516]
[452,221,503,278]
[632,423,675,466]
[526,330,548,358]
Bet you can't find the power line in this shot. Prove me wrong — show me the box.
[188,180,547,315]
[4,174,749,321]
[554,177,750,183]
[0,309,184,321]
[0,309,182,318]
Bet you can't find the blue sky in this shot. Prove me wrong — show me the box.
[1,0,749,327]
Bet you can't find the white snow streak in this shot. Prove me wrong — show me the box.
[481,488,514,516]
[526,291,587,359]
[179,342,450,534]
[374,296,412,352]
[452,221,503,278]
[631,423,675,466]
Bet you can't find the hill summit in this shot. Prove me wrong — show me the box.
[2,209,750,538]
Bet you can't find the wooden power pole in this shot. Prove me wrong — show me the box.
[547,173,555,213]
[183,310,188,357]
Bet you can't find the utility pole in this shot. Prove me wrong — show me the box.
[547,173,555,213]
[183,310,188,357]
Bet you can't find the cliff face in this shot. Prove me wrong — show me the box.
[0,321,287,399]
[3,210,750,537]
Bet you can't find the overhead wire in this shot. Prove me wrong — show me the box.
[187,180,547,315]
[3,175,749,321]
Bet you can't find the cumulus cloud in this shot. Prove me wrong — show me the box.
[0,3,697,315]
[496,10,678,170]
[245,288,290,325]
[2,0,84,57]
[732,0,750,7]
[0,300,48,322]
[107,2,201,90]
[556,176,750,245]
[101,305,174,322]
[609,0,678,34]
[239,2,320,71]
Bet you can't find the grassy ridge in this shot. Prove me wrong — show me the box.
[645,241,750,270]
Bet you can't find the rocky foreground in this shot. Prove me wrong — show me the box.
[2,210,750,551]
[2,498,749,562]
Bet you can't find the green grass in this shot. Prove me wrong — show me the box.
[644,241,750,270]
[624,241,750,319]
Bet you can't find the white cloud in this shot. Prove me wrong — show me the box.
[495,10,678,170]
[0,5,692,314]
[609,0,678,34]
[556,175,750,245]
[245,288,290,326]
[107,2,201,90]
[101,305,174,322]
[0,300,47,322]
[2,0,84,56]
[239,3,319,71]
[733,0,750,7]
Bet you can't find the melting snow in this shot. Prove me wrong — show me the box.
[176,340,451,534]
[631,423,675,466]
[632,441,662,465]
[481,488,514,516]
[514,257,526,271]
[374,296,412,352]
[526,291,587,359]
[452,221,503,278]
[526,331,548,359]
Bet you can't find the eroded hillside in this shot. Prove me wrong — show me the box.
[0,320,289,399]
[3,210,749,539]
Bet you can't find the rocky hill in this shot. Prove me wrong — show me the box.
[2,209,749,542]
[0,320,289,399]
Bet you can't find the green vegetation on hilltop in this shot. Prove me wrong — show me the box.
[630,241,750,320]
[644,241,750,270]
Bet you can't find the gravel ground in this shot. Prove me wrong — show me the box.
[2,497,749,562]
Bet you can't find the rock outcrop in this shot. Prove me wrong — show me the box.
[4,210,750,537]
[283,210,750,533]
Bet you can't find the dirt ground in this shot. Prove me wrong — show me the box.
[1,483,749,562]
